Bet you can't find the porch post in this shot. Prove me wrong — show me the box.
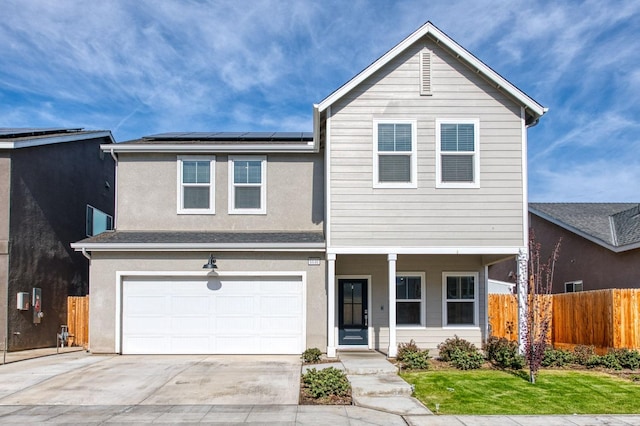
[387,253,397,358]
[327,253,337,358]
[517,248,528,354]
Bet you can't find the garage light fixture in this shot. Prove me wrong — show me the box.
[203,254,218,270]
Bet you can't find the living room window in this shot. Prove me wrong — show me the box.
[396,273,425,326]
[229,155,266,214]
[177,156,215,214]
[565,280,583,293]
[436,119,480,188]
[443,272,478,326]
[373,120,417,188]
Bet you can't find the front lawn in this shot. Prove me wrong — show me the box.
[401,369,640,415]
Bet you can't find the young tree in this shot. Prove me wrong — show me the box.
[523,230,561,384]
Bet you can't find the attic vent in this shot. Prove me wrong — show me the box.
[420,49,432,96]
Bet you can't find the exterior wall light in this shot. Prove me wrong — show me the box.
[203,254,218,270]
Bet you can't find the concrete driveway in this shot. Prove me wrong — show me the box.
[0,351,301,405]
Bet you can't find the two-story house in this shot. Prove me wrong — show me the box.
[1,128,114,351]
[72,22,545,356]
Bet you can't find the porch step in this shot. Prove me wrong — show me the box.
[347,374,413,397]
[339,351,397,375]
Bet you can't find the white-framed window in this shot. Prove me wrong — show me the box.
[396,273,426,327]
[177,156,215,214]
[565,280,583,293]
[229,155,266,214]
[373,120,417,188]
[435,119,480,188]
[443,272,479,327]
[86,205,113,236]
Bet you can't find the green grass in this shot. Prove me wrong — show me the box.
[401,369,640,415]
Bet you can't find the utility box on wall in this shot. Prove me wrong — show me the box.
[17,292,29,310]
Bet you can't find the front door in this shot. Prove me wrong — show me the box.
[338,278,368,346]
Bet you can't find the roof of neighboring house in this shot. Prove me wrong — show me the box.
[529,203,640,252]
[0,128,114,149]
[104,132,316,154]
[314,21,546,125]
[72,231,325,252]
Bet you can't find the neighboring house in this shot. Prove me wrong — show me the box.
[488,279,516,294]
[490,203,640,293]
[72,21,545,356]
[0,128,115,351]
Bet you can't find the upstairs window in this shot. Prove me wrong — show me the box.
[436,119,480,188]
[373,120,417,188]
[86,205,113,236]
[178,156,215,214]
[229,156,266,214]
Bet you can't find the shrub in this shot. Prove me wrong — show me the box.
[541,347,574,367]
[484,337,525,370]
[450,347,485,370]
[397,339,420,361]
[586,353,622,370]
[397,340,430,370]
[573,345,596,365]
[437,335,477,362]
[610,348,640,370]
[302,367,350,399]
[301,347,322,364]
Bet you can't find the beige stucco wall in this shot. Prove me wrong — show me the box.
[88,251,326,354]
[116,153,324,232]
[336,254,486,352]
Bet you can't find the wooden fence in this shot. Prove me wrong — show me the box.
[489,289,640,351]
[67,296,89,348]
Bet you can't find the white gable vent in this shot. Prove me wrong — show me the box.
[420,49,432,96]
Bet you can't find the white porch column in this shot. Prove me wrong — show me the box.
[327,253,337,358]
[517,248,528,354]
[387,253,397,358]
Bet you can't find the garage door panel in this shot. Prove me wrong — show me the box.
[122,276,303,354]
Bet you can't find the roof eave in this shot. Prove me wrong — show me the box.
[316,21,545,118]
[71,241,326,252]
[0,130,115,150]
[100,142,317,154]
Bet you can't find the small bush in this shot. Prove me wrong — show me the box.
[611,348,640,370]
[484,337,525,370]
[450,347,485,370]
[586,353,622,370]
[397,339,420,361]
[438,335,477,362]
[301,347,322,364]
[573,345,596,365]
[302,367,350,399]
[397,340,430,370]
[541,347,574,367]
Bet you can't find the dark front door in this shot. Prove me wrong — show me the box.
[338,278,368,346]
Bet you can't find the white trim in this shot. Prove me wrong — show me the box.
[442,271,480,327]
[316,22,545,118]
[327,246,522,255]
[435,118,480,189]
[387,255,397,357]
[0,131,114,150]
[228,155,267,215]
[72,242,325,252]
[177,155,216,215]
[395,271,426,328]
[114,270,307,354]
[521,108,529,246]
[372,119,418,189]
[101,143,315,154]
[336,275,372,350]
[326,106,332,247]
[327,254,336,357]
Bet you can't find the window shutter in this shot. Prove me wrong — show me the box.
[420,49,432,95]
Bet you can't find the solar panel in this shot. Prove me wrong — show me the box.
[0,128,82,138]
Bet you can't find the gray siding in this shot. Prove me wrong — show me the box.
[117,153,324,232]
[328,37,525,248]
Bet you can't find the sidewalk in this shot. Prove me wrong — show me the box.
[0,345,84,364]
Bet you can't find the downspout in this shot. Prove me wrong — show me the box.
[109,148,118,229]
[81,247,91,261]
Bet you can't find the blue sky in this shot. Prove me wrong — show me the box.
[1,1,639,202]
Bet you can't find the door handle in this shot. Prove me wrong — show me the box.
[364,309,368,327]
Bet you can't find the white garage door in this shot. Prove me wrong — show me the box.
[121,276,304,355]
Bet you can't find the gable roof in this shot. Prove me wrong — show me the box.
[0,128,114,149]
[104,132,316,154]
[314,21,546,125]
[529,203,640,252]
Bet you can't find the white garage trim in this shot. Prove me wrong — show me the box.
[115,270,307,354]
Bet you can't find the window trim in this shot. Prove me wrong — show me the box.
[372,119,418,189]
[396,272,426,328]
[564,280,583,293]
[177,155,216,215]
[228,155,267,215]
[442,272,480,328]
[435,118,480,189]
